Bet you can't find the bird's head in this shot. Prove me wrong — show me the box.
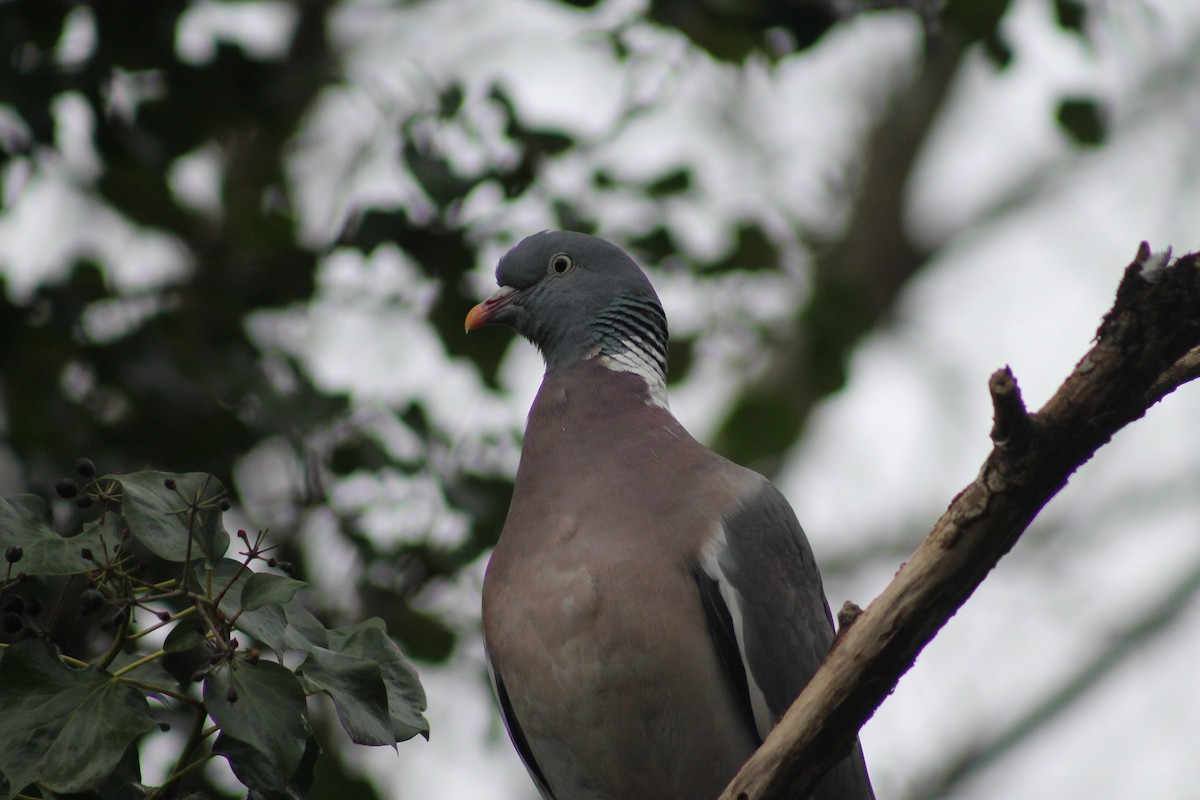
[466,231,668,377]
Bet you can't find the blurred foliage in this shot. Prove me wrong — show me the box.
[1056,95,1108,147]
[0,0,1112,795]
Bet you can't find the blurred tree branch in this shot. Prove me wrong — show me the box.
[714,30,967,473]
[903,553,1200,800]
[720,243,1200,800]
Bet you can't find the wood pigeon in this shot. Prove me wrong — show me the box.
[467,231,874,800]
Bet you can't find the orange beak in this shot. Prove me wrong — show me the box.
[464,286,517,333]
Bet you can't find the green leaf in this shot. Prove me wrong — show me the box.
[66,742,145,800]
[213,731,320,800]
[241,572,308,612]
[646,168,691,197]
[109,471,230,565]
[204,659,310,781]
[983,30,1014,69]
[240,601,328,654]
[1054,0,1087,34]
[402,139,479,210]
[0,494,107,576]
[942,0,1012,43]
[1057,96,1108,147]
[200,558,254,616]
[200,559,327,654]
[326,619,428,741]
[163,618,209,654]
[703,222,779,274]
[0,639,156,798]
[298,647,393,746]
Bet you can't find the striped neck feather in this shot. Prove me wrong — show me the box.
[589,295,669,409]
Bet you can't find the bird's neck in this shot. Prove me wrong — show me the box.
[528,361,681,452]
[585,295,670,409]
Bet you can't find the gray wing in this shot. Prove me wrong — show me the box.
[487,659,557,800]
[699,478,876,800]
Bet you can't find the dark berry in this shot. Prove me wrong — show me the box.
[80,547,95,562]
[1,595,24,614]
[55,478,79,499]
[2,612,23,633]
[157,610,171,622]
[267,557,278,567]
[219,499,231,511]
[75,457,96,477]
[76,495,93,509]
[4,545,21,564]
[158,722,171,732]
[163,477,177,490]
[277,561,293,575]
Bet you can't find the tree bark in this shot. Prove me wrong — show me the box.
[720,243,1200,800]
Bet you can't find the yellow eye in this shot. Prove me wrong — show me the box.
[549,253,574,275]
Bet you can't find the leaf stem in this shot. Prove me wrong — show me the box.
[117,677,204,708]
[111,648,167,679]
[94,611,131,670]
[127,605,197,642]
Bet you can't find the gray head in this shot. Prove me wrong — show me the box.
[466,231,669,375]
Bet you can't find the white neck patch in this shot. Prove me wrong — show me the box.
[596,339,669,409]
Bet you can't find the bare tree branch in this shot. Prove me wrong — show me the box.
[719,243,1200,800]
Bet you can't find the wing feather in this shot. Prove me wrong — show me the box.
[488,659,557,800]
[700,478,876,800]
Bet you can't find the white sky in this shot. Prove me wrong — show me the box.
[2,0,1199,798]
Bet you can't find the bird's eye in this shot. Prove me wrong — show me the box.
[549,253,574,276]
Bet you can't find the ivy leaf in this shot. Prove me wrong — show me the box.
[108,471,229,565]
[239,600,328,654]
[298,647,394,746]
[213,731,320,800]
[327,619,428,741]
[0,639,156,798]
[0,494,107,576]
[201,559,327,654]
[68,742,144,800]
[163,619,209,654]
[204,659,310,782]
[241,572,308,612]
